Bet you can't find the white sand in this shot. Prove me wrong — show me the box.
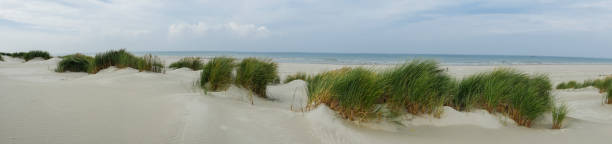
[1,57,612,144]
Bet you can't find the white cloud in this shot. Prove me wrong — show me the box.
[168,21,270,38]
[169,22,212,35]
[225,22,270,37]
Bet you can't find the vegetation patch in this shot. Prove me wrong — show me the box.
[235,58,279,98]
[607,89,612,104]
[0,54,3,61]
[0,51,52,61]
[169,57,203,70]
[93,49,164,73]
[23,51,52,61]
[379,60,454,117]
[56,54,94,73]
[453,68,553,127]
[306,67,383,120]
[284,72,308,83]
[556,77,612,104]
[200,57,235,92]
[552,104,569,129]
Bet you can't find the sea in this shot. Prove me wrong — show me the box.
[129,51,612,66]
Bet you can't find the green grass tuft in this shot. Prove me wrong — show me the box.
[284,72,308,83]
[0,54,3,61]
[93,49,164,73]
[552,104,569,129]
[607,89,612,104]
[169,57,203,70]
[331,68,384,120]
[23,50,52,61]
[454,68,553,127]
[55,54,94,73]
[7,52,27,58]
[137,54,165,73]
[379,60,452,116]
[306,67,383,120]
[235,58,279,98]
[200,57,235,92]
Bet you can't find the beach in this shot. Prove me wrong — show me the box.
[1,56,612,144]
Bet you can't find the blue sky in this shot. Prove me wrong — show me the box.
[0,0,611,58]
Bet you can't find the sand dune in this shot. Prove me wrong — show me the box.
[1,58,612,144]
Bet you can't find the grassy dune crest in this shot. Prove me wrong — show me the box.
[169,57,203,70]
[1,51,51,61]
[556,77,612,104]
[306,68,350,108]
[235,58,279,98]
[200,57,235,92]
[137,54,165,73]
[379,60,453,116]
[56,54,94,73]
[306,67,383,120]
[24,51,52,61]
[454,68,553,127]
[284,72,307,83]
[93,49,164,73]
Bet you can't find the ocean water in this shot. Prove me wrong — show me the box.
[133,51,612,65]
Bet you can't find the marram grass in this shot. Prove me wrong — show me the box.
[306,67,383,120]
[0,54,3,61]
[379,60,453,116]
[0,51,52,61]
[23,50,52,61]
[284,72,308,83]
[92,49,164,73]
[169,57,203,70]
[235,58,279,98]
[55,53,94,73]
[137,54,165,73]
[552,104,569,129]
[200,57,235,92]
[607,89,612,104]
[454,68,553,127]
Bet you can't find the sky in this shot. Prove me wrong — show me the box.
[0,0,611,58]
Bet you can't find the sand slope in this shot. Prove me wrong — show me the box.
[1,58,612,144]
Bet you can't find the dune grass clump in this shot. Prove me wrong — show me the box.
[0,51,51,61]
[8,52,27,58]
[200,57,235,92]
[607,89,612,104]
[94,49,139,71]
[169,57,203,70]
[593,77,612,93]
[454,68,553,127]
[379,60,453,116]
[92,49,164,73]
[55,54,94,73]
[306,68,350,107]
[235,58,279,98]
[23,50,52,61]
[284,72,308,83]
[137,54,165,73]
[556,80,588,90]
[552,104,569,129]
[0,54,3,61]
[306,67,383,120]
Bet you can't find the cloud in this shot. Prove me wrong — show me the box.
[168,21,270,38]
[1,0,612,58]
[225,22,270,37]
